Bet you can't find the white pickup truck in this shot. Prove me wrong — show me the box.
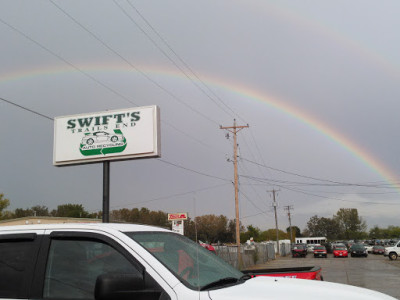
[0,223,395,300]
[384,240,400,260]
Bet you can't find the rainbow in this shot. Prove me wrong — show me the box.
[1,64,399,192]
[251,2,400,81]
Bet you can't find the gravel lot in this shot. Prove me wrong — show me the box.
[249,253,400,299]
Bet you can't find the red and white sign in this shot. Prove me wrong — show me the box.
[168,213,188,221]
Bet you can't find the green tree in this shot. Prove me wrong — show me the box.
[369,225,400,239]
[387,226,400,238]
[334,208,367,240]
[195,214,230,243]
[0,194,10,220]
[227,219,245,243]
[286,226,301,237]
[369,225,384,239]
[14,205,50,218]
[51,204,90,218]
[240,225,261,242]
[259,229,288,241]
[286,225,301,242]
[14,208,34,218]
[32,205,50,216]
[304,215,340,240]
[110,207,169,228]
[183,217,197,241]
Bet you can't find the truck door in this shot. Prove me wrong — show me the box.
[32,231,173,300]
[0,232,43,300]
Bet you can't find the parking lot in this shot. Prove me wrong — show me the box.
[251,253,400,299]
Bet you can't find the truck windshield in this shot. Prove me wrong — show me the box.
[126,231,243,290]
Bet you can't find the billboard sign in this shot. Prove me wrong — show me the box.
[53,106,160,166]
[168,213,188,221]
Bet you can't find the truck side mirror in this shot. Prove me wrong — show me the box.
[95,273,160,300]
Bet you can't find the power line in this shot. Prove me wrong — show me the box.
[0,97,53,121]
[240,182,399,195]
[0,17,140,108]
[115,0,238,121]
[0,96,231,183]
[48,0,219,126]
[124,0,248,123]
[241,174,399,189]
[0,12,232,178]
[281,185,400,206]
[106,182,231,210]
[240,157,400,187]
[157,159,230,182]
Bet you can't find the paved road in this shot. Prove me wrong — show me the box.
[250,253,400,299]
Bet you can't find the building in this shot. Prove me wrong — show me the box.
[295,237,327,245]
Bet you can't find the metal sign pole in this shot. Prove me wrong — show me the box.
[102,161,110,223]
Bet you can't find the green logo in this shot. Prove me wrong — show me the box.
[79,129,127,156]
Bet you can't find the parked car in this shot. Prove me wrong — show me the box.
[0,223,396,300]
[372,245,385,255]
[333,246,348,258]
[323,242,333,253]
[384,240,400,260]
[350,244,368,257]
[292,244,307,257]
[199,241,217,254]
[364,244,373,253]
[332,243,347,250]
[307,244,317,253]
[313,245,328,258]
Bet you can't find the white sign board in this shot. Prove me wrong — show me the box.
[172,220,184,235]
[53,106,160,166]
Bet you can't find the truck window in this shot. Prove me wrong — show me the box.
[43,239,142,300]
[127,231,243,290]
[0,235,39,299]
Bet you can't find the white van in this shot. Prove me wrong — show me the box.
[384,240,400,260]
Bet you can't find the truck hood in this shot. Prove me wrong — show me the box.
[208,276,395,300]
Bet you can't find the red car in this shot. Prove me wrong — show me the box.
[372,245,385,255]
[199,241,216,254]
[292,244,307,257]
[313,245,328,258]
[333,246,348,258]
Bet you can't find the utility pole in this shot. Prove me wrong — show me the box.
[284,205,294,243]
[268,189,280,254]
[220,119,249,265]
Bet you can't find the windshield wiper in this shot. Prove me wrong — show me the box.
[200,275,251,291]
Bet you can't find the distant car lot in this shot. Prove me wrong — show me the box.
[260,252,400,299]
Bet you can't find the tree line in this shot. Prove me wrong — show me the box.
[0,194,398,241]
[302,208,400,240]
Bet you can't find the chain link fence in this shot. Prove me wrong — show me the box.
[279,242,292,257]
[214,243,278,269]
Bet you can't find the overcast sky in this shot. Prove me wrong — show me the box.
[1,0,400,232]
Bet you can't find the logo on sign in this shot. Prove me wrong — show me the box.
[79,129,127,156]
